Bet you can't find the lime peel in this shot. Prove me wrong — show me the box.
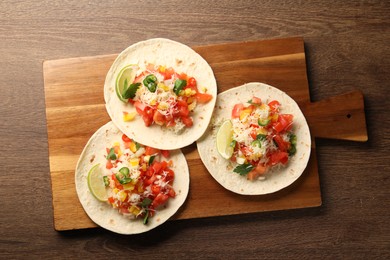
[216,120,234,159]
[87,163,108,202]
[115,64,138,102]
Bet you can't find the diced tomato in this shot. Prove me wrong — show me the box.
[164,168,175,182]
[153,110,166,126]
[161,150,170,159]
[187,77,197,88]
[251,96,262,105]
[181,116,193,127]
[167,188,176,198]
[142,114,153,127]
[196,93,212,103]
[152,193,169,208]
[250,129,258,140]
[151,184,161,195]
[146,63,155,71]
[144,174,157,185]
[145,146,160,156]
[273,134,290,152]
[152,161,162,174]
[178,72,188,80]
[108,197,115,204]
[164,67,175,80]
[122,134,131,143]
[232,103,244,118]
[247,164,267,180]
[134,101,146,115]
[269,151,289,166]
[268,100,280,112]
[106,160,113,169]
[178,104,189,117]
[273,114,293,133]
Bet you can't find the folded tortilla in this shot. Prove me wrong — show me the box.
[197,83,311,195]
[104,38,217,150]
[75,121,190,234]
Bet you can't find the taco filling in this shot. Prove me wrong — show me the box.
[117,63,213,133]
[95,133,177,225]
[219,96,297,181]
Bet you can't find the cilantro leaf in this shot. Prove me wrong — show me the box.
[233,163,254,176]
[123,82,141,99]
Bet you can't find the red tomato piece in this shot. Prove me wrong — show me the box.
[251,96,262,105]
[196,93,212,103]
[181,116,193,127]
[151,184,161,195]
[122,134,131,143]
[106,160,113,169]
[269,151,289,166]
[164,168,175,182]
[152,193,169,208]
[153,110,166,126]
[161,150,170,159]
[145,146,160,156]
[187,77,197,87]
[273,134,290,152]
[268,100,280,112]
[247,164,267,180]
[232,103,244,118]
[167,188,176,198]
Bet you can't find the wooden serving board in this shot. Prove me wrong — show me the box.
[43,37,367,231]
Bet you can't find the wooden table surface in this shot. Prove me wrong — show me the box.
[1,0,389,258]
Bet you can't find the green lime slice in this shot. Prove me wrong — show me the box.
[216,120,234,159]
[115,64,138,102]
[87,163,108,202]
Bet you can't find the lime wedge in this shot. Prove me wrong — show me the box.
[87,163,108,202]
[115,64,138,102]
[216,120,234,159]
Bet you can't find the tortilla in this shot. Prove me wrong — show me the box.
[104,38,217,150]
[196,82,311,195]
[75,121,190,234]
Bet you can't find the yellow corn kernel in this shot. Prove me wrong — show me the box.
[129,142,137,153]
[117,190,127,202]
[157,101,169,110]
[113,142,120,147]
[113,188,120,194]
[158,65,166,73]
[141,163,147,171]
[123,183,135,191]
[188,100,197,111]
[259,104,268,110]
[129,205,141,216]
[239,109,252,121]
[129,158,140,167]
[131,178,138,185]
[257,127,268,135]
[150,98,157,106]
[201,87,208,93]
[158,83,169,91]
[187,97,194,104]
[123,111,137,122]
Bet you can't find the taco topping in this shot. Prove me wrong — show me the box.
[92,133,177,224]
[116,64,213,132]
[218,96,297,181]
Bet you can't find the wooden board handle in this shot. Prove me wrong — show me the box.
[301,90,368,142]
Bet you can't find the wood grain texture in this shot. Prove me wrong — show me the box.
[44,37,328,231]
[1,0,389,259]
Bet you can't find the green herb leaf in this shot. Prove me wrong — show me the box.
[230,140,237,148]
[135,142,141,150]
[233,163,254,176]
[106,148,117,160]
[123,82,141,99]
[288,133,297,156]
[141,197,152,207]
[143,74,157,93]
[143,209,149,225]
[149,155,156,165]
[173,79,187,95]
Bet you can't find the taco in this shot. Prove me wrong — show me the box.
[104,38,217,150]
[75,121,189,234]
[197,83,311,195]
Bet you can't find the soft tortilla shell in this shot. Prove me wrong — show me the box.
[75,121,190,234]
[197,83,311,195]
[104,38,217,150]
